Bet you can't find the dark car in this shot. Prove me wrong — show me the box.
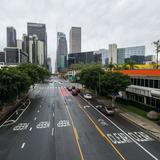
[76,88,81,93]
[72,86,75,89]
[72,89,78,96]
[67,86,72,91]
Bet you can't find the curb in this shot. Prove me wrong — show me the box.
[117,110,160,142]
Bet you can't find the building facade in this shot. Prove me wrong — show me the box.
[109,44,118,64]
[68,51,102,67]
[109,44,145,64]
[118,70,160,112]
[56,32,68,72]
[7,27,17,47]
[47,57,52,73]
[27,22,47,66]
[69,27,81,53]
[3,47,28,65]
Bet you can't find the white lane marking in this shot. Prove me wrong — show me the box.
[51,128,54,136]
[34,117,37,121]
[0,99,31,128]
[36,121,50,129]
[57,120,70,127]
[29,127,32,131]
[13,123,29,131]
[21,142,26,149]
[40,105,42,108]
[52,112,54,117]
[37,110,40,113]
[79,95,158,160]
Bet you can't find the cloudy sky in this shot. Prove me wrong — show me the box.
[0,0,160,71]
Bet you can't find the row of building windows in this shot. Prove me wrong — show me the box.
[131,78,160,89]
[127,92,160,112]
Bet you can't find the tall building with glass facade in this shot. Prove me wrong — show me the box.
[69,27,81,53]
[7,27,17,47]
[109,44,145,64]
[56,32,68,72]
[27,22,47,66]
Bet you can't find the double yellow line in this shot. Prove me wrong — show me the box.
[77,103,126,160]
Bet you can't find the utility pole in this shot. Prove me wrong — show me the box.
[153,40,160,69]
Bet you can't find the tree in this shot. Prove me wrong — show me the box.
[0,68,31,105]
[105,62,115,71]
[101,72,131,107]
[125,59,137,70]
[79,65,105,95]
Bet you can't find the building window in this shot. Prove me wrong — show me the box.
[145,79,148,87]
[137,79,140,86]
[141,79,144,86]
[154,80,158,89]
[149,80,153,88]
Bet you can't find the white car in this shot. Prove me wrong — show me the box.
[105,107,115,115]
[84,93,92,99]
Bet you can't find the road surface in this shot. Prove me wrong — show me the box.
[0,78,160,160]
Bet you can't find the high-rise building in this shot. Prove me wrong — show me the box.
[69,27,81,53]
[47,57,52,73]
[68,51,102,67]
[108,44,145,64]
[27,22,47,66]
[7,27,17,47]
[109,44,117,64]
[16,39,23,50]
[56,32,68,72]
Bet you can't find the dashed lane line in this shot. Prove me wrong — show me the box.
[29,127,32,131]
[51,128,54,136]
[21,142,26,149]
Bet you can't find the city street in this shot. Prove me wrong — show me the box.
[0,79,160,160]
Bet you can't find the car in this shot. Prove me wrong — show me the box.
[67,86,72,91]
[95,105,114,115]
[72,86,76,89]
[76,88,81,93]
[105,107,115,115]
[84,93,92,99]
[72,89,78,96]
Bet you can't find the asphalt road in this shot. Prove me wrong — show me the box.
[0,77,160,160]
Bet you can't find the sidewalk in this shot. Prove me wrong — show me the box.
[96,97,160,141]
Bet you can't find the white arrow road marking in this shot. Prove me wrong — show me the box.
[21,142,26,149]
[51,128,54,136]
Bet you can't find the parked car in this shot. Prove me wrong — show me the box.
[84,93,92,99]
[95,105,114,115]
[72,89,78,96]
[76,88,81,93]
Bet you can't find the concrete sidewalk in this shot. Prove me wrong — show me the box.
[96,97,160,141]
[119,108,160,140]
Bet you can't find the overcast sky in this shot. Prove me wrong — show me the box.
[0,0,160,71]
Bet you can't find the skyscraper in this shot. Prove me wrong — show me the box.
[56,32,68,72]
[7,27,17,47]
[27,22,47,66]
[69,27,81,53]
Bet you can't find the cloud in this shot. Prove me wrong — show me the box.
[0,0,160,71]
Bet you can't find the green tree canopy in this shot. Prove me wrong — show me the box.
[101,72,131,107]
